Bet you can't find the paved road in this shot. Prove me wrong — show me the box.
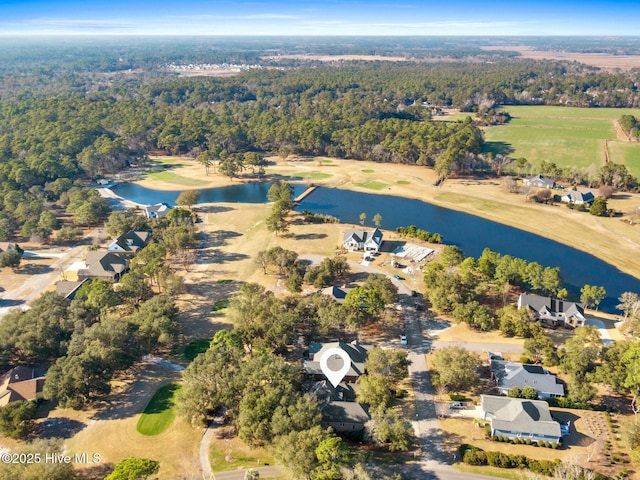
[213,466,283,480]
[0,228,103,320]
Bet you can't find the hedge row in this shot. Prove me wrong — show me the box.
[459,444,611,479]
[491,435,559,449]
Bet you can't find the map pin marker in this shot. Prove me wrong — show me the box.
[319,347,352,388]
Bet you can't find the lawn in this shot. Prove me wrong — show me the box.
[606,141,640,178]
[144,170,211,186]
[288,172,334,180]
[483,105,640,171]
[210,433,275,473]
[354,180,390,190]
[183,337,212,361]
[361,168,375,173]
[136,383,181,436]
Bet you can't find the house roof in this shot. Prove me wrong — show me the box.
[524,174,555,188]
[321,400,370,425]
[0,242,16,253]
[342,228,383,246]
[481,395,561,438]
[109,230,151,253]
[0,367,45,406]
[321,286,350,302]
[305,341,372,379]
[491,360,564,397]
[518,294,584,318]
[309,380,357,403]
[55,280,88,300]
[561,190,595,203]
[79,251,129,279]
[144,203,171,217]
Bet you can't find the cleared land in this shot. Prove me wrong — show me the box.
[479,46,640,71]
[484,106,640,174]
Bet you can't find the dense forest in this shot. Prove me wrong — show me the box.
[0,37,639,240]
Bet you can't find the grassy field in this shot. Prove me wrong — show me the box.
[210,432,275,473]
[144,170,211,186]
[289,171,334,180]
[137,383,181,436]
[353,179,390,190]
[484,105,640,173]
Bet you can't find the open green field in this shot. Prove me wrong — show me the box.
[144,170,211,186]
[136,383,181,436]
[354,180,390,190]
[607,141,640,178]
[290,171,334,180]
[484,105,640,173]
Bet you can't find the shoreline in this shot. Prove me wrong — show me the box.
[127,155,640,282]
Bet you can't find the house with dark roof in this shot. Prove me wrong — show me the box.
[481,395,561,444]
[143,203,171,219]
[524,174,555,189]
[491,359,564,399]
[55,279,88,300]
[321,286,350,303]
[518,294,586,328]
[304,341,372,383]
[309,380,370,433]
[78,251,130,282]
[0,367,46,407]
[560,190,595,205]
[107,230,151,255]
[342,228,383,253]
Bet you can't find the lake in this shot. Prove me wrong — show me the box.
[111,181,308,205]
[111,182,640,312]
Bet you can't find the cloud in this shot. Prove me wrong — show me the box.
[168,13,303,20]
[28,18,134,29]
[345,20,518,29]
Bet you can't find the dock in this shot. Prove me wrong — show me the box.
[293,186,317,204]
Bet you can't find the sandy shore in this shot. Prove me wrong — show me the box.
[135,155,640,281]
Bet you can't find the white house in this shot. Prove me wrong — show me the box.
[342,228,383,253]
[518,294,586,328]
[561,190,595,205]
[143,203,171,219]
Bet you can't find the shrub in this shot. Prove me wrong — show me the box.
[463,450,488,465]
[449,393,466,401]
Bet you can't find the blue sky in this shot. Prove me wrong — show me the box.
[0,0,638,36]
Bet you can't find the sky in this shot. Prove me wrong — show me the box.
[0,0,639,36]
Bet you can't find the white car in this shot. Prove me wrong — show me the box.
[400,335,407,345]
[449,402,465,409]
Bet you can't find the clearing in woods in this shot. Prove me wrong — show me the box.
[483,105,640,176]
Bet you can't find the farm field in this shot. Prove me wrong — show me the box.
[483,105,640,174]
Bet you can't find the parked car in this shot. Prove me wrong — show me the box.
[400,335,407,345]
[393,274,401,280]
[449,402,465,409]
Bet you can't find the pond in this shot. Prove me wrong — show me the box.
[111,182,640,312]
[111,181,308,205]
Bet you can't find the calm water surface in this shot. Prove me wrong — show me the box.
[111,182,640,312]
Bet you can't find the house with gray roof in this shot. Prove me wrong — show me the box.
[107,230,151,255]
[342,228,383,253]
[78,251,129,282]
[560,190,595,205]
[491,360,564,399]
[309,380,369,433]
[143,203,171,219]
[304,341,372,383]
[518,293,585,328]
[524,174,555,189]
[481,395,561,444]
